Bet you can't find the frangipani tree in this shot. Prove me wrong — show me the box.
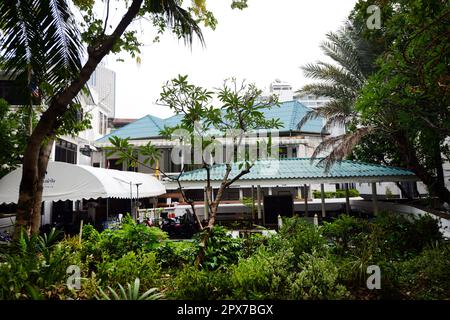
[107,75,282,266]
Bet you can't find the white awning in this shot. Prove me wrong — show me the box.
[0,162,166,204]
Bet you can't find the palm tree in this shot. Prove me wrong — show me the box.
[296,21,379,170]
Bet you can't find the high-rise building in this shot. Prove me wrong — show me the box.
[87,62,116,119]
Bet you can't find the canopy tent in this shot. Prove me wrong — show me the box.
[0,161,166,204]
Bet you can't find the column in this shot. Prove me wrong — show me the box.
[345,183,350,214]
[372,182,379,215]
[320,183,326,218]
[304,184,308,216]
[257,185,262,221]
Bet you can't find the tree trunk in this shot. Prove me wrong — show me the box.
[394,133,450,205]
[13,0,144,239]
[194,184,224,267]
[30,139,54,235]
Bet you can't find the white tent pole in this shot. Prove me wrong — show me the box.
[130,181,133,218]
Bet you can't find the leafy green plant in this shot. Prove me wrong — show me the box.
[96,278,163,300]
[171,266,232,300]
[97,251,161,289]
[82,215,168,262]
[273,217,327,260]
[322,215,369,253]
[231,247,294,299]
[290,251,349,300]
[155,241,196,269]
[196,226,243,270]
[371,212,443,259]
[395,244,450,300]
[313,189,360,199]
[0,232,82,300]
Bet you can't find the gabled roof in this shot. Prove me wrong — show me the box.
[96,100,324,143]
[177,158,417,184]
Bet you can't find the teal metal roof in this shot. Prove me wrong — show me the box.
[97,101,324,143]
[100,115,165,141]
[178,158,417,182]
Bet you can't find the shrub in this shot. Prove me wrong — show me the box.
[230,247,294,299]
[82,215,168,261]
[0,232,83,300]
[396,244,450,299]
[97,251,161,289]
[312,189,359,199]
[154,241,196,269]
[290,251,349,300]
[274,217,327,260]
[96,278,163,300]
[171,266,232,300]
[371,212,443,259]
[196,226,243,270]
[322,215,369,253]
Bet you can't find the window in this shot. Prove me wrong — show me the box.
[55,139,77,164]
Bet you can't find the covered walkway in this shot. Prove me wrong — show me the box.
[166,158,418,222]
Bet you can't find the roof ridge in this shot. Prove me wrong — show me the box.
[146,114,164,131]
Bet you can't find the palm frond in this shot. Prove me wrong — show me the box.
[146,0,204,47]
[0,0,83,95]
[302,61,362,89]
[312,127,373,172]
[298,83,357,101]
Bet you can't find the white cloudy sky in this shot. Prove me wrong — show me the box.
[103,0,357,119]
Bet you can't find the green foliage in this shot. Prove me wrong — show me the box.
[171,266,232,300]
[231,247,294,299]
[322,215,369,253]
[290,251,349,300]
[396,244,450,300]
[0,99,36,178]
[82,215,168,261]
[352,0,450,202]
[274,217,327,259]
[0,231,82,299]
[1,212,448,300]
[197,226,243,270]
[312,189,360,199]
[97,251,161,289]
[154,241,197,269]
[371,212,443,259]
[96,278,163,300]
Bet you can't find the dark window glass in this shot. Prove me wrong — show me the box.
[55,139,77,164]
